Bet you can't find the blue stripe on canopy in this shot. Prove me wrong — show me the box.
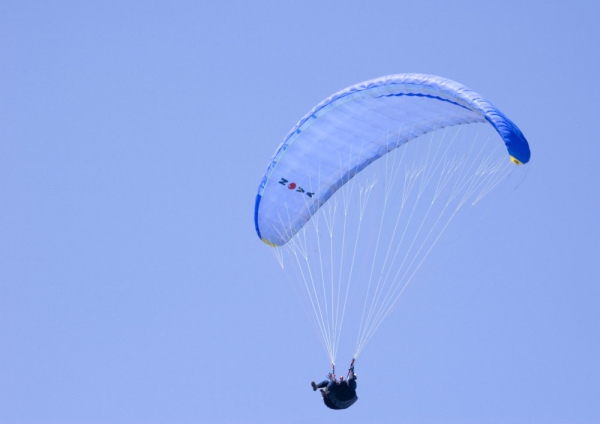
[255,74,530,246]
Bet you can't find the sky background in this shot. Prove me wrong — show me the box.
[1,1,599,423]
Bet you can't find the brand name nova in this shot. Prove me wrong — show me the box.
[278,178,315,198]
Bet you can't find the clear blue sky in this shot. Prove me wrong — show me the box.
[1,1,599,423]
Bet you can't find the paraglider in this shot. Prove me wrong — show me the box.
[311,359,358,410]
[254,74,530,409]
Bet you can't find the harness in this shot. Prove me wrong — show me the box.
[325,392,358,409]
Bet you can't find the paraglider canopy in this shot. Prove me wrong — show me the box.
[254,74,529,247]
